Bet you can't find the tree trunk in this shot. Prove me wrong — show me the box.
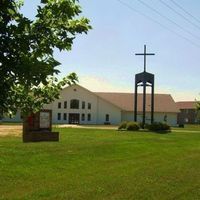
[22,116,29,142]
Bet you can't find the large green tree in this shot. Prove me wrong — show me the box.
[0,0,91,115]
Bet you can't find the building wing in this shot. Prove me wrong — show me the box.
[176,101,197,109]
[95,92,179,113]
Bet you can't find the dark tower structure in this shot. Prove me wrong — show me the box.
[134,45,155,128]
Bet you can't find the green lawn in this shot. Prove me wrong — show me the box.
[1,128,200,200]
[173,124,200,131]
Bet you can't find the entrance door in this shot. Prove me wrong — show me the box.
[69,113,80,124]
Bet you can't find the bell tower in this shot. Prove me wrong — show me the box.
[134,45,155,128]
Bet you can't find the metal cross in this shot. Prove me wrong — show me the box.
[135,45,155,72]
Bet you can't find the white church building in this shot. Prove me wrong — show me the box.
[4,84,180,126]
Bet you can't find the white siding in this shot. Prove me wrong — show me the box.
[44,85,122,125]
[154,113,177,126]
[121,111,134,122]
[97,97,121,125]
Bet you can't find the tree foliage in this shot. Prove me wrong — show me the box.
[196,101,200,110]
[8,73,78,117]
[196,100,200,123]
[0,0,91,115]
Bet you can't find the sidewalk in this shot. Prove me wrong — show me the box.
[56,124,118,130]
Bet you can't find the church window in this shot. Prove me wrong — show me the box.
[87,113,91,121]
[88,103,91,109]
[58,102,61,109]
[82,114,85,121]
[70,99,79,109]
[57,113,61,120]
[82,101,85,109]
[64,101,67,109]
[63,113,67,120]
[105,114,109,122]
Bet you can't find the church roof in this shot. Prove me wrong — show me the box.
[176,101,197,109]
[95,92,180,113]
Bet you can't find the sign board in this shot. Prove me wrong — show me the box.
[40,111,50,129]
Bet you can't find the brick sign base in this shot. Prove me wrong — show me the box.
[23,131,59,142]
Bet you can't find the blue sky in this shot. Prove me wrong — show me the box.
[21,0,200,101]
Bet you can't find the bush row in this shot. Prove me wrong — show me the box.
[118,121,170,132]
[145,122,171,132]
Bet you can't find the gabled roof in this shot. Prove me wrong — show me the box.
[176,101,197,109]
[95,92,180,113]
[63,84,179,113]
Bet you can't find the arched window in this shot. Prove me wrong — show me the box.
[70,99,79,109]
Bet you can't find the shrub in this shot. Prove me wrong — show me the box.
[147,122,171,132]
[178,124,184,128]
[126,122,140,131]
[144,123,150,129]
[161,123,171,131]
[118,121,128,130]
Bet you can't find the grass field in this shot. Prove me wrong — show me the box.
[0,127,200,200]
[173,124,200,131]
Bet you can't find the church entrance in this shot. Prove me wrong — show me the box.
[69,113,80,124]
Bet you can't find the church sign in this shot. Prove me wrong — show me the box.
[23,109,59,142]
[40,111,51,129]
